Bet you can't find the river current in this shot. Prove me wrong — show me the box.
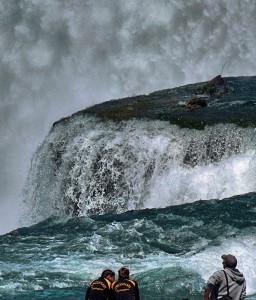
[1,1,256,299]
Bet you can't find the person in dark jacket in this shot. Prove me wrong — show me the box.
[203,254,246,300]
[85,269,115,300]
[112,267,140,300]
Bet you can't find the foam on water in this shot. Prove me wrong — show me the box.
[190,232,256,296]
[1,193,256,299]
[1,232,255,298]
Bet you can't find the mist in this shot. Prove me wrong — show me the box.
[1,0,255,234]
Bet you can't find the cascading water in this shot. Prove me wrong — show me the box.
[1,0,256,234]
[23,115,256,225]
[1,1,256,299]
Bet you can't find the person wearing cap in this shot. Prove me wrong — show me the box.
[85,269,115,300]
[203,254,246,300]
[112,267,140,300]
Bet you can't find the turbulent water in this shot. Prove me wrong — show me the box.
[1,195,256,299]
[1,1,256,299]
[24,117,256,222]
[1,113,256,299]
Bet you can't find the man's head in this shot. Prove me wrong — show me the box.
[118,267,130,280]
[101,269,115,282]
[221,254,237,268]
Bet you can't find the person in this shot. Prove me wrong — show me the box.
[112,267,140,300]
[203,254,246,300]
[85,269,115,300]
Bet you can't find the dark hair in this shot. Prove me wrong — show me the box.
[118,267,130,279]
[221,254,237,268]
[101,269,115,278]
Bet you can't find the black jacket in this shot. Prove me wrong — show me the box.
[112,278,140,300]
[85,277,113,300]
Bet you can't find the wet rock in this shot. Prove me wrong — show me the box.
[53,76,256,130]
[217,85,228,95]
[210,74,225,85]
[195,75,226,97]
[186,97,207,109]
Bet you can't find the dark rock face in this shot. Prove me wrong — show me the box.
[53,76,256,130]
[186,98,208,110]
[194,74,226,97]
[28,76,256,219]
[187,75,226,109]
[210,74,225,85]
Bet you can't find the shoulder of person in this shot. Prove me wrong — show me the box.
[127,279,138,287]
[90,277,107,286]
[103,278,112,289]
[212,269,225,277]
[207,269,225,285]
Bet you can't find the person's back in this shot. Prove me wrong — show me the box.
[203,254,246,300]
[85,269,115,300]
[112,267,140,300]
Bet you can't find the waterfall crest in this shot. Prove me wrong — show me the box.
[23,115,256,224]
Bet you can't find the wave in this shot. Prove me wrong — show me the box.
[1,196,256,299]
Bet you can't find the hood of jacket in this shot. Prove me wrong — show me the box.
[225,267,245,284]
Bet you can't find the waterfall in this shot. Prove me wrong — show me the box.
[23,115,256,224]
[1,0,256,233]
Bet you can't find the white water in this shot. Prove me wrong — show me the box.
[2,224,255,297]
[23,118,256,225]
[191,232,256,296]
[1,0,256,234]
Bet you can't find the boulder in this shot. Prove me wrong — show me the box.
[186,97,207,109]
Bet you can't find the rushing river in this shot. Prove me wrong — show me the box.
[1,1,256,299]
